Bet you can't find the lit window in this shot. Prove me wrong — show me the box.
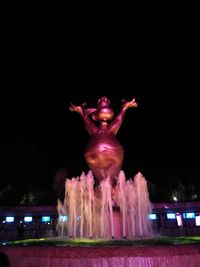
[167,213,176,219]
[5,216,14,223]
[42,216,51,222]
[59,215,68,222]
[148,213,157,220]
[24,216,33,222]
[186,213,195,219]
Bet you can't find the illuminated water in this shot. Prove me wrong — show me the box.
[56,170,152,239]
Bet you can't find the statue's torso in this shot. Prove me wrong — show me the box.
[85,130,124,182]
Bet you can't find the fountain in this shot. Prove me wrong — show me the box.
[1,96,200,266]
[56,96,152,239]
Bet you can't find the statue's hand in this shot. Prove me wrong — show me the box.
[69,103,83,115]
[122,98,138,110]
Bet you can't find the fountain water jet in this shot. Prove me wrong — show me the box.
[57,170,152,239]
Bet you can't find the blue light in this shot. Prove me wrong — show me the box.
[148,213,157,220]
[186,212,195,219]
[59,215,68,222]
[24,216,32,222]
[6,216,14,223]
[167,213,176,219]
[42,216,51,222]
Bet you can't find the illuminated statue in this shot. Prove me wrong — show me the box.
[69,96,137,184]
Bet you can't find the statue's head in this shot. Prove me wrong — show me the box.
[97,96,110,107]
[92,96,114,122]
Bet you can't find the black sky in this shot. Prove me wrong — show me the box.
[1,14,200,193]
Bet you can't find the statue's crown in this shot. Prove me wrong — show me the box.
[97,96,110,107]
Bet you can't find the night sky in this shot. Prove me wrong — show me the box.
[1,15,199,202]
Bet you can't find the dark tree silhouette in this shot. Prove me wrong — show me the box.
[53,168,67,202]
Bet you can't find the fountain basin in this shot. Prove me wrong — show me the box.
[1,237,200,267]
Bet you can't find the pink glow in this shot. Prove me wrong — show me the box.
[176,213,183,226]
[195,215,200,226]
[1,245,200,267]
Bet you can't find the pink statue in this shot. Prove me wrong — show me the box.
[69,96,138,185]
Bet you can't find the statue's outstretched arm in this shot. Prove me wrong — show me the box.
[69,102,98,135]
[108,98,138,135]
